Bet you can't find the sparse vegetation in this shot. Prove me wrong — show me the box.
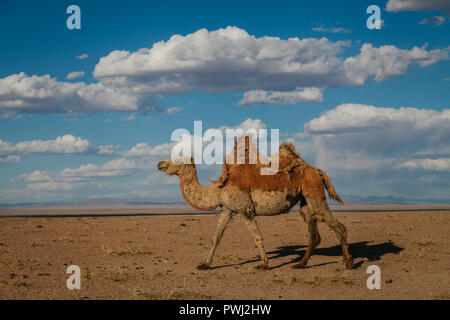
[268,274,354,287]
[102,245,153,256]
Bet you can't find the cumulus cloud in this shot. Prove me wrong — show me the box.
[419,16,446,25]
[97,145,120,156]
[16,154,167,196]
[61,158,142,178]
[298,103,450,172]
[94,27,349,92]
[386,0,450,15]
[123,142,173,157]
[289,103,450,199]
[217,118,268,143]
[0,73,144,113]
[0,134,92,156]
[18,170,53,182]
[1,27,449,114]
[0,135,128,161]
[238,87,323,106]
[397,158,450,171]
[305,103,450,136]
[18,157,149,191]
[94,26,449,92]
[76,53,89,60]
[66,71,85,80]
[343,43,449,84]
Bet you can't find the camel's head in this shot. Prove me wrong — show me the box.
[157,157,195,176]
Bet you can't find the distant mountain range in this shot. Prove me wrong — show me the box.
[0,198,188,209]
[339,195,449,205]
[0,195,448,209]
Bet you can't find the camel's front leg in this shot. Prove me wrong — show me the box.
[197,208,233,270]
[241,215,269,270]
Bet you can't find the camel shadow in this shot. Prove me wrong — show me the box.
[268,240,404,269]
[210,240,403,270]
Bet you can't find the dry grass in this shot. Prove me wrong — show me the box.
[102,245,153,257]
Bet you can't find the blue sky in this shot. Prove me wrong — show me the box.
[0,0,449,205]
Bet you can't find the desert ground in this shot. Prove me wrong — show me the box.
[0,206,449,300]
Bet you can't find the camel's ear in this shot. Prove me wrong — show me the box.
[190,157,195,164]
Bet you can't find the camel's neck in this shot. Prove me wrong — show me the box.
[178,166,221,211]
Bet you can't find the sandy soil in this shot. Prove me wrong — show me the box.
[0,208,449,300]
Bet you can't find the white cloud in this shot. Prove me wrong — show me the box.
[76,53,89,60]
[0,73,142,113]
[299,103,450,172]
[386,0,450,14]
[238,87,323,106]
[94,26,449,92]
[1,28,449,114]
[18,170,53,182]
[167,107,183,115]
[305,103,450,135]
[218,118,267,132]
[0,135,129,161]
[0,134,92,156]
[397,158,450,171]
[123,142,173,157]
[287,103,450,199]
[16,156,161,195]
[97,145,120,155]
[93,27,349,92]
[66,71,85,80]
[343,44,449,84]
[217,118,268,143]
[61,158,142,178]
[18,156,147,188]
[419,16,446,26]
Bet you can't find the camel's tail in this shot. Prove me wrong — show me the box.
[319,170,344,205]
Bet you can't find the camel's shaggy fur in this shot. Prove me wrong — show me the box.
[217,136,343,204]
[157,136,352,270]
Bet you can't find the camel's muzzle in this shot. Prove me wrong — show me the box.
[157,161,168,172]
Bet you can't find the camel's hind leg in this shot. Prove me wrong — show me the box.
[292,203,321,269]
[241,214,269,270]
[321,203,353,269]
[197,208,233,270]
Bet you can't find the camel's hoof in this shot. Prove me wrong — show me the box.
[292,262,306,269]
[196,263,210,270]
[255,264,270,270]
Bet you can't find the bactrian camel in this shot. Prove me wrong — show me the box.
[157,137,353,270]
